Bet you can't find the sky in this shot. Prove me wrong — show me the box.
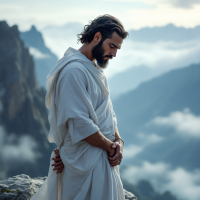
[0,0,200,31]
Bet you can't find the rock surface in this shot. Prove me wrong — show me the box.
[0,21,55,179]
[20,25,58,88]
[0,174,138,200]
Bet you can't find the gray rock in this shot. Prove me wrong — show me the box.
[0,174,138,200]
[124,190,138,200]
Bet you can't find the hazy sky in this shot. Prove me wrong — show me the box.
[1,0,200,31]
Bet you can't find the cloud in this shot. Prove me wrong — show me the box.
[0,126,40,163]
[123,133,163,159]
[1,0,200,32]
[106,38,200,77]
[137,133,163,145]
[29,47,50,59]
[122,161,200,200]
[167,0,200,9]
[123,145,143,159]
[109,0,200,9]
[40,26,200,79]
[152,109,200,137]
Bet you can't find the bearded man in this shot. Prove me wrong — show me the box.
[31,14,128,200]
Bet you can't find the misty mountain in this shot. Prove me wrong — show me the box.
[20,25,58,88]
[108,66,163,100]
[113,63,200,170]
[122,178,178,200]
[129,23,200,42]
[108,24,200,100]
[0,21,55,179]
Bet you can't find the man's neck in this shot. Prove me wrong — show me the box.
[78,43,94,62]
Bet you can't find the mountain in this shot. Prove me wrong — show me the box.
[128,24,200,42]
[40,22,83,59]
[122,179,178,200]
[20,25,58,88]
[113,63,200,170]
[108,66,163,100]
[0,21,55,179]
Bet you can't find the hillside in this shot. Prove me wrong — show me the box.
[0,21,55,179]
[113,63,200,170]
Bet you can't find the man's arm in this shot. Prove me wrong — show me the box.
[51,131,116,173]
[83,130,115,157]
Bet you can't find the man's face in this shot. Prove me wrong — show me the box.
[92,32,123,69]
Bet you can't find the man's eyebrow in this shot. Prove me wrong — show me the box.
[110,43,121,49]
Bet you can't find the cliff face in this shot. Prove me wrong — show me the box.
[0,21,55,179]
[20,26,58,88]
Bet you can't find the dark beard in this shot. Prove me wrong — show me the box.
[92,39,112,69]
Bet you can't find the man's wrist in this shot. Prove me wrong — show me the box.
[114,138,124,146]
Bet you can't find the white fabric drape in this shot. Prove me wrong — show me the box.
[30,47,124,200]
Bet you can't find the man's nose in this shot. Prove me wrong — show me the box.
[111,50,117,57]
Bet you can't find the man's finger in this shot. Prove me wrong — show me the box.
[53,164,64,171]
[54,149,59,153]
[109,154,123,165]
[108,150,121,161]
[110,159,121,167]
[56,168,64,174]
[51,161,63,167]
[109,159,121,165]
[53,164,63,171]
[52,157,62,162]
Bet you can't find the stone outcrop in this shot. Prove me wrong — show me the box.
[0,174,138,200]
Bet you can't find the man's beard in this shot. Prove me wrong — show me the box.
[92,39,112,69]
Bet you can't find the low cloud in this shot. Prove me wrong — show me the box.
[123,133,163,159]
[152,109,200,137]
[40,25,200,79]
[137,133,163,145]
[0,126,40,163]
[29,47,50,59]
[123,145,143,159]
[122,161,200,200]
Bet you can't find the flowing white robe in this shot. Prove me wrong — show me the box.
[31,47,125,200]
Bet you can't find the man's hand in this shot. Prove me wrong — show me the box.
[51,149,64,174]
[107,142,123,167]
[107,143,116,157]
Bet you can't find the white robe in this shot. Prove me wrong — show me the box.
[31,47,125,200]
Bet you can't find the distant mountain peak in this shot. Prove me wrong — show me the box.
[30,25,37,32]
[165,23,176,28]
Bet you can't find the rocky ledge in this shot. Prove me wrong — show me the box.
[0,174,138,200]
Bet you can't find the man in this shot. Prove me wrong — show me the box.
[31,14,128,200]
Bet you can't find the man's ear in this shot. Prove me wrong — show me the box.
[93,32,102,43]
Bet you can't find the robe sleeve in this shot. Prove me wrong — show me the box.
[112,110,118,125]
[55,64,99,144]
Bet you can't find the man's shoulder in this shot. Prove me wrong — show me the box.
[60,61,85,75]
[59,61,88,84]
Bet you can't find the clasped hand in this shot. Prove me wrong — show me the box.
[51,141,123,173]
[107,141,123,167]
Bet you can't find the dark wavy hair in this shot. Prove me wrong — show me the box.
[77,14,129,44]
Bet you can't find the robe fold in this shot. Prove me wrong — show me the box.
[30,47,125,200]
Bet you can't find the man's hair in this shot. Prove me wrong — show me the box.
[77,14,129,44]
